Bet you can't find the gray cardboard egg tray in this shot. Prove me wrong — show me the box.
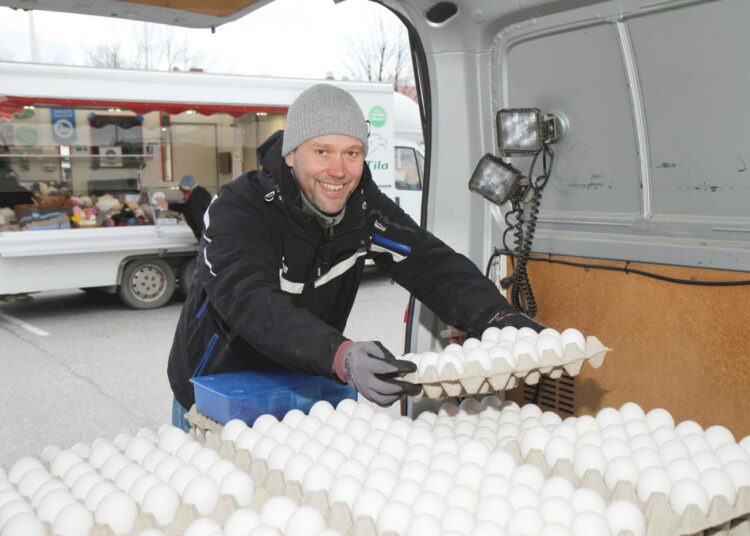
[400,335,610,399]
[186,409,750,536]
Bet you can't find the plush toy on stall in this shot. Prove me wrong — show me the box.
[0,207,18,227]
[70,205,98,228]
[95,194,122,214]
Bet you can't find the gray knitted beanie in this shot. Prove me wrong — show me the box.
[282,84,369,156]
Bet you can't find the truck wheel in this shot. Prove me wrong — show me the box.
[118,259,176,309]
[179,257,197,297]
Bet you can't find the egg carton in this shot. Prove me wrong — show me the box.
[503,440,750,536]
[402,335,610,399]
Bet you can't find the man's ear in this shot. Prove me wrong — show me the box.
[284,152,295,168]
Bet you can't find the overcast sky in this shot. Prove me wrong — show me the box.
[0,0,401,79]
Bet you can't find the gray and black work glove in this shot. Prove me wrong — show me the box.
[335,341,420,406]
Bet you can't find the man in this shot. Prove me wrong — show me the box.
[168,84,544,429]
[168,174,213,240]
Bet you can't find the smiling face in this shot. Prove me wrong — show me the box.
[284,134,365,215]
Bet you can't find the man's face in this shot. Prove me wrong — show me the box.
[284,134,365,215]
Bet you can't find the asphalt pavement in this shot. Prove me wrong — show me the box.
[0,274,410,469]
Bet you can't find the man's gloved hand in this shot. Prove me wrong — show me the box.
[490,311,547,333]
[334,341,421,406]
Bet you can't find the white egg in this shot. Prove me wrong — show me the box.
[659,440,689,465]
[488,345,515,368]
[380,434,408,462]
[141,482,180,525]
[569,488,607,515]
[652,426,679,446]
[670,478,710,515]
[283,452,314,483]
[600,424,628,442]
[335,398,359,417]
[30,478,67,509]
[168,463,201,495]
[716,443,749,466]
[442,506,476,534]
[94,491,137,535]
[699,468,736,505]
[266,445,295,472]
[331,460,364,484]
[123,437,155,464]
[538,524,573,536]
[0,513,47,536]
[417,351,439,375]
[220,469,254,507]
[540,411,563,428]
[350,443,378,467]
[365,468,398,497]
[506,506,544,536]
[50,450,83,480]
[251,437,280,460]
[551,423,578,444]
[235,427,262,453]
[570,511,611,536]
[625,419,651,438]
[282,408,307,428]
[667,458,700,482]
[421,470,454,497]
[512,339,539,363]
[725,459,750,490]
[405,513,442,536]
[454,463,484,489]
[175,441,203,464]
[600,437,630,463]
[410,490,445,519]
[154,455,184,483]
[573,415,599,436]
[368,452,400,474]
[183,517,223,536]
[705,425,736,451]
[741,435,750,457]
[113,464,146,493]
[126,473,160,505]
[540,496,576,526]
[437,351,465,376]
[636,466,671,502]
[220,420,249,444]
[604,456,639,489]
[576,431,603,449]
[284,505,326,536]
[223,508,261,536]
[326,411,351,434]
[604,500,645,536]
[314,424,339,446]
[376,501,413,535]
[36,489,76,524]
[158,426,191,455]
[573,445,606,479]
[52,502,94,536]
[540,476,575,500]
[301,463,334,494]
[484,450,517,478]
[520,426,552,458]
[430,452,459,475]
[619,402,646,422]
[344,418,371,443]
[352,487,387,521]
[445,484,479,514]
[462,338,481,350]
[390,479,422,506]
[406,427,435,450]
[17,468,52,498]
[71,472,103,501]
[328,475,362,508]
[352,402,375,421]
[318,448,346,474]
[692,451,722,473]
[675,420,703,438]
[252,413,280,434]
[0,500,34,531]
[475,494,512,526]
[206,459,235,485]
[183,475,219,515]
[631,447,663,472]
[498,326,519,342]
[511,463,546,492]
[560,328,585,352]
[507,483,540,511]
[645,408,674,431]
[266,422,293,445]
[544,436,575,468]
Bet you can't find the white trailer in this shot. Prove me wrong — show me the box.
[0,62,423,307]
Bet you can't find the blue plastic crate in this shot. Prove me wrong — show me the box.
[190,369,357,426]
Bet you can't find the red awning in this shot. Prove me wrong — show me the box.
[0,95,287,120]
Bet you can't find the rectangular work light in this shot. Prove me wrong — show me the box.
[497,108,543,155]
[468,153,529,206]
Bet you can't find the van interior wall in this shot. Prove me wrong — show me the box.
[503,256,750,438]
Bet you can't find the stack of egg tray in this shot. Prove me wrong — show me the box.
[188,408,750,536]
[401,336,611,399]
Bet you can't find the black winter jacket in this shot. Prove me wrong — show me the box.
[167,131,508,408]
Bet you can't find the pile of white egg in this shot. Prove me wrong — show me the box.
[220,398,651,536]
[399,327,607,397]
[0,425,255,536]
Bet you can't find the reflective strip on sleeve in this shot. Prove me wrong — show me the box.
[369,243,406,263]
[202,195,219,277]
[314,248,368,289]
[279,269,305,294]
